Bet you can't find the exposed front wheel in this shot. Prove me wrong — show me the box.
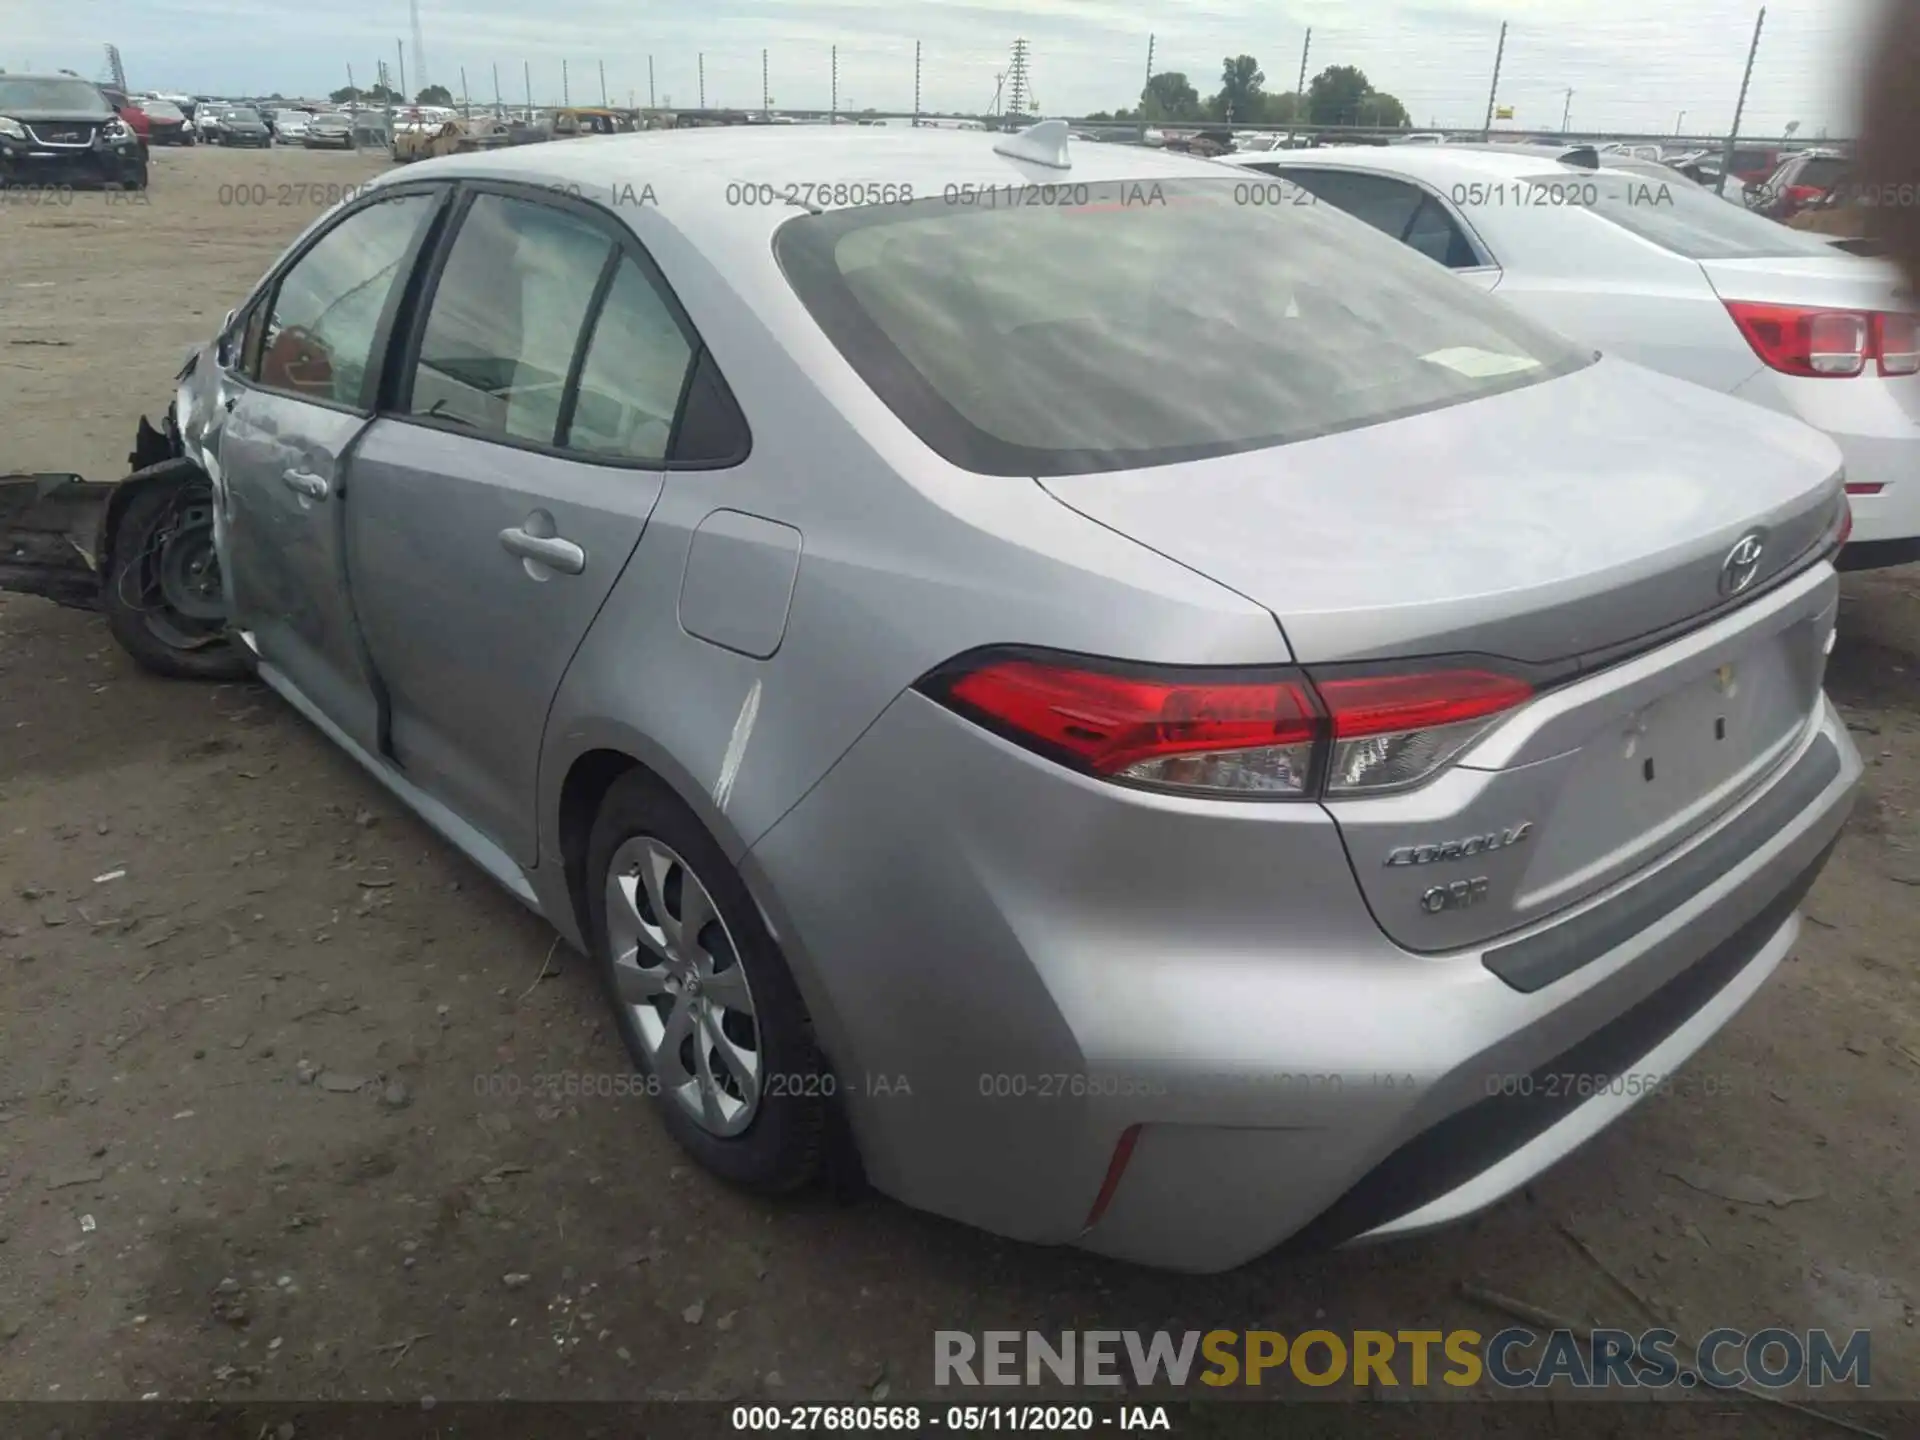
[103,467,251,682]
[586,770,828,1192]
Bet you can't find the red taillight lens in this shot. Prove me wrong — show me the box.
[1314,669,1534,796]
[1837,492,1854,548]
[1875,311,1920,376]
[921,650,1537,800]
[937,655,1321,796]
[1723,300,1920,379]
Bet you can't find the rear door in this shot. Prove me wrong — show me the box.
[216,186,446,746]
[342,185,699,866]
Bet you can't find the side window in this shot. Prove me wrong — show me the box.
[1277,169,1425,241]
[1403,195,1481,269]
[563,257,694,463]
[408,193,613,445]
[257,193,436,408]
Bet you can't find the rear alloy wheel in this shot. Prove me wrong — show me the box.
[586,771,827,1191]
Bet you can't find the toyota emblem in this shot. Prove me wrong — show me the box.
[1719,530,1767,598]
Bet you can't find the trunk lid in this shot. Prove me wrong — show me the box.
[1041,355,1844,951]
[1040,355,1841,666]
[1697,252,1914,313]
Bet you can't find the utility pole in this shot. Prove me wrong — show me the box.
[1481,21,1507,139]
[1676,108,1686,134]
[1142,34,1155,141]
[599,59,607,107]
[763,49,770,116]
[347,63,357,99]
[562,59,570,106]
[460,65,470,117]
[698,53,705,109]
[1717,7,1765,195]
[831,45,838,125]
[524,60,532,114]
[649,56,656,110]
[1296,26,1311,117]
[492,62,501,114]
[913,40,921,126]
[397,39,407,105]
[1561,88,1573,132]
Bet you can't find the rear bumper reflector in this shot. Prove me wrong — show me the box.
[1082,1124,1142,1233]
[1845,482,1885,496]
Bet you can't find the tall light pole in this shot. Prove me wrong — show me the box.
[1562,88,1573,132]
[1675,109,1687,134]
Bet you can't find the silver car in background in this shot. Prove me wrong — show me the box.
[165,125,1859,1272]
[1222,145,1920,570]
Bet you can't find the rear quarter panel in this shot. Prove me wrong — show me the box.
[1472,204,1766,393]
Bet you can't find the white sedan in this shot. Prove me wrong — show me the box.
[1222,146,1920,569]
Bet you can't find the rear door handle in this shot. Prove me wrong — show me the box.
[282,467,330,500]
[500,526,586,576]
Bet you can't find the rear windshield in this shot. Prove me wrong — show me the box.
[226,107,261,122]
[775,178,1592,477]
[141,100,185,120]
[1795,156,1849,189]
[0,78,110,114]
[1559,170,1847,260]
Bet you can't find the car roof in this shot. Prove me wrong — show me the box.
[381,125,1233,248]
[1217,143,1604,184]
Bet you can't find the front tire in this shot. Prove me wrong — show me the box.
[103,467,251,682]
[585,770,828,1193]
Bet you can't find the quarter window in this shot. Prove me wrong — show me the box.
[257,193,436,407]
[563,257,695,462]
[408,193,613,444]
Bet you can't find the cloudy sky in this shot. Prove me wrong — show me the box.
[5,0,1881,135]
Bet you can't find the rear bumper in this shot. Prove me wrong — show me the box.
[747,678,1860,1273]
[1732,369,1920,550]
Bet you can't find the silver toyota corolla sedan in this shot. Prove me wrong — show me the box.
[166,121,1861,1272]
[1219,145,1920,571]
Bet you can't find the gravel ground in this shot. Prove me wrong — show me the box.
[1,144,1917,1409]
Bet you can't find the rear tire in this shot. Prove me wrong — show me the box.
[585,770,828,1194]
[103,470,251,682]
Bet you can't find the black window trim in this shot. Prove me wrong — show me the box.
[1260,161,1501,272]
[386,177,752,472]
[222,179,457,419]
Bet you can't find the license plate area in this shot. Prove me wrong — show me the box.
[1514,628,1817,914]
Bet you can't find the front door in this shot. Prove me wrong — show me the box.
[216,189,443,745]
[344,188,698,865]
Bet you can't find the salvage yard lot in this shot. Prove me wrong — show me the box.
[1,143,1918,1406]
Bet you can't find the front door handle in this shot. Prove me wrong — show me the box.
[500,526,586,576]
[282,467,330,500]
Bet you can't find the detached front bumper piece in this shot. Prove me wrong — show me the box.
[0,473,112,609]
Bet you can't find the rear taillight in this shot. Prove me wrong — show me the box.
[1724,300,1920,379]
[1836,492,1854,548]
[1876,311,1920,375]
[919,649,1535,800]
[1315,669,1536,796]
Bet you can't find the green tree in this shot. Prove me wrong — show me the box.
[1210,54,1265,124]
[1139,71,1204,123]
[329,85,361,104]
[415,84,454,106]
[1306,64,1409,127]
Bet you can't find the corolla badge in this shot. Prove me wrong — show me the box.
[1719,530,1768,598]
[1386,823,1532,867]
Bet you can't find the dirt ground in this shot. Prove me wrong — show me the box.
[1,144,1918,1411]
